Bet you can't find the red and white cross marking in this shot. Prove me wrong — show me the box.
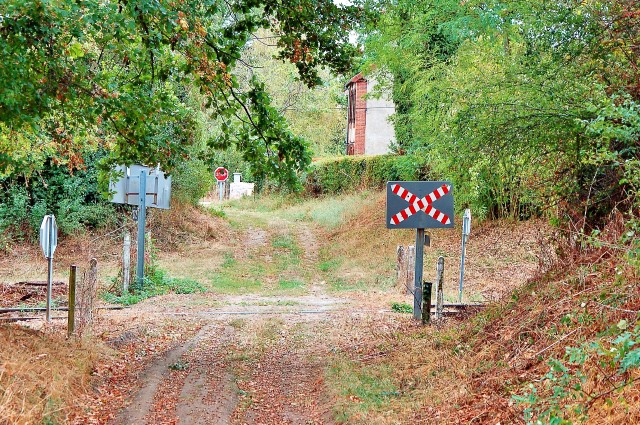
[390,183,452,226]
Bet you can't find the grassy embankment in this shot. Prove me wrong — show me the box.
[325,205,640,424]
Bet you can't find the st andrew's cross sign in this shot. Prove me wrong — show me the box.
[386,181,454,322]
[386,181,454,229]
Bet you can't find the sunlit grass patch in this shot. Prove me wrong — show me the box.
[278,193,371,229]
[209,273,262,294]
[278,278,305,290]
[271,234,302,253]
[237,299,301,307]
[328,278,367,292]
[318,257,342,272]
[222,252,237,268]
[329,359,400,422]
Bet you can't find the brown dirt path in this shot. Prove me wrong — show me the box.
[83,195,544,425]
[107,295,385,425]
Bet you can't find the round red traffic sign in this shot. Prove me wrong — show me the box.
[214,167,228,182]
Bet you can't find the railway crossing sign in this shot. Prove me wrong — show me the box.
[386,181,455,322]
[386,181,455,229]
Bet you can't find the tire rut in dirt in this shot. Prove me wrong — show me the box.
[174,325,239,425]
[230,320,332,425]
[113,324,238,425]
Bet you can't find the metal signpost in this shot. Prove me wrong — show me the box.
[136,169,147,289]
[39,215,58,322]
[109,165,171,290]
[386,181,454,320]
[458,209,472,302]
[214,167,229,202]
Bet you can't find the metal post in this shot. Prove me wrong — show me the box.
[218,181,224,203]
[458,235,467,303]
[46,217,54,323]
[422,281,432,325]
[459,209,471,303]
[413,228,425,319]
[136,170,147,289]
[68,265,77,337]
[436,256,445,320]
[123,231,131,293]
[46,254,53,323]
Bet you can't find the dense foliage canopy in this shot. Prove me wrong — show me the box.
[361,0,640,227]
[0,0,361,185]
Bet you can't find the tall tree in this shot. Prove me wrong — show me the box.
[361,0,640,224]
[0,0,362,186]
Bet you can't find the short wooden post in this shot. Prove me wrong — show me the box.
[67,265,77,337]
[435,256,445,320]
[422,281,432,325]
[123,231,131,293]
[396,245,405,291]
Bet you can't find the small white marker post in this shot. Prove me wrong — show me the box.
[39,215,58,322]
[123,231,131,293]
[458,209,471,303]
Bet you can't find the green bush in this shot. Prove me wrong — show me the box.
[171,158,216,206]
[303,154,432,195]
[0,149,116,242]
[103,267,206,306]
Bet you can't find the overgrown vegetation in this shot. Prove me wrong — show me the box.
[0,0,363,188]
[363,0,640,225]
[103,236,206,305]
[103,268,205,306]
[0,149,116,248]
[325,212,640,424]
[0,326,96,424]
[304,154,431,196]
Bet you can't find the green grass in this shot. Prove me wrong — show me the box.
[207,207,226,218]
[237,300,301,307]
[209,273,262,294]
[329,359,399,422]
[318,257,342,272]
[102,268,206,305]
[390,302,413,314]
[222,252,237,268]
[278,194,369,229]
[278,279,305,290]
[271,234,301,253]
[329,278,367,292]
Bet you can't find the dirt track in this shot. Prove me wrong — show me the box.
[105,292,395,425]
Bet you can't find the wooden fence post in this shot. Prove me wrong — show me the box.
[422,281,432,325]
[123,231,131,293]
[435,256,445,320]
[67,265,77,337]
[396,245,405,292]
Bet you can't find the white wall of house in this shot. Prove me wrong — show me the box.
[364,78,395,155]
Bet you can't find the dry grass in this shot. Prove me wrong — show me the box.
[0,325,98,425]
[148,202,231,250]
[325,211,640,424]
[326,191,548,300]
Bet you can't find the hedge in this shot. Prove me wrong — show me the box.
[303,154,432,195]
